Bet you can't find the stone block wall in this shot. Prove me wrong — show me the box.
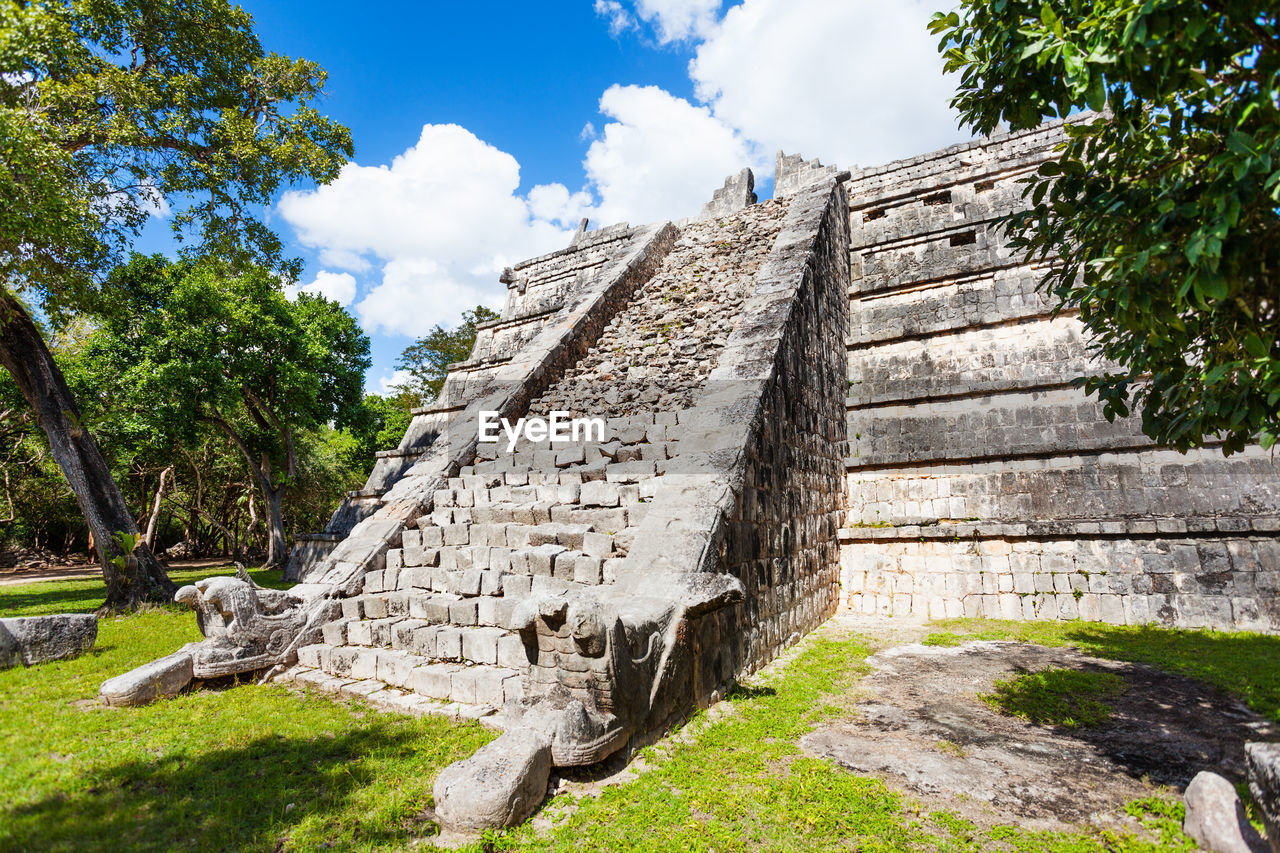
[699,172,849,696]
[838,118,1280,631]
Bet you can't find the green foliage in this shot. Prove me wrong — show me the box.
[0,0,352,321]
[107,530,142,574]
[925,618,1280,722]
[0,255,374,560]
[931,2,1280,452]
[0,269,379,559]
[348,392,414,469]
[393,305,499,406]
[289,423,368,532]
[94,255,370,448]
[980,667,1127,728]
[94,254,369,492]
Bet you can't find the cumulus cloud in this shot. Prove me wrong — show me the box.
[584,84,765,225]
[280,1,967,346]
[285,270,357,306]
[278,124,572,337]
[528,183,595,230]
[689,0,968,169]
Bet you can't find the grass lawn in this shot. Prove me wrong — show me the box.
[2,570,1256,852]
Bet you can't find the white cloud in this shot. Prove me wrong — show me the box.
[594,0,636,36]
[373,369,412,396]
[355,257,506,340]
[141,179,171,219]
[584,84,765,225]
[285,270,357,306]
[689,0,968,170]
[278,124,573,338]
[528,183,595,230]
[599,0,721,44]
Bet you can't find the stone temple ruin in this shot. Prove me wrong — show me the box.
[99,118,1280,830]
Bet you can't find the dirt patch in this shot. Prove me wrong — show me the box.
[801,641,1278,833]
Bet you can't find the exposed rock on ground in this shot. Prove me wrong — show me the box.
[98,648,194,706]
[801,641,1278,833]
[433,729,553,832]
[1183,770,1267,853]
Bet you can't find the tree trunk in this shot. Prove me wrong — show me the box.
[265,482,286,567]
[0,290,175,609]
[143,465,173,549]
[204,415,288,567]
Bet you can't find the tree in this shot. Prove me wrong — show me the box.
[931,1,1280,453]
[94,256,371,567]
[0,0,351,607]
[392,306,500,406]
[349,393,414,468]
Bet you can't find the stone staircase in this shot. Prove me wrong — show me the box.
[291,421,660,717]
[286,200,793,718]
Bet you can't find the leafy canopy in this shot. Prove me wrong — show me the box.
[89,254,371,481]
[0,0,352,319]
[931,1,1280,452]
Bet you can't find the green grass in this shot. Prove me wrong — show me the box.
[0,573,1207,852]
[923,618,1280,723]
[0,564,290,618]
[0,566,493,852]
[980,668,1127,729]
[488,635,1191,853]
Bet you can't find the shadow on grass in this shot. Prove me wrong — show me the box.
[0,580,115,617]
[0,566,285,619]
[929,618,1280,723]
[1059,623,1280,722]
[726,683,777,700]
[1,727,429,853]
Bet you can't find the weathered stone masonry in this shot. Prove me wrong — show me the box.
[100,164,853,831]
[99,116,1280,830]
[837,118,1280,631]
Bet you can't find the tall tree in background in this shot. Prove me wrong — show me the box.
[0,0,351,607]
[392,306,500,407]
[94,256,371,567]
[931,1,1280,453]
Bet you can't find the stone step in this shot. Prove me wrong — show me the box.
[385,533,632,582]
[298,643,522,707]
[428,504,645,530]
[324,618,526,668]
[282,665,505,726]
[343,591,512,627]
[431,477,657,512]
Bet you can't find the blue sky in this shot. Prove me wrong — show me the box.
[150,1,970,393]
